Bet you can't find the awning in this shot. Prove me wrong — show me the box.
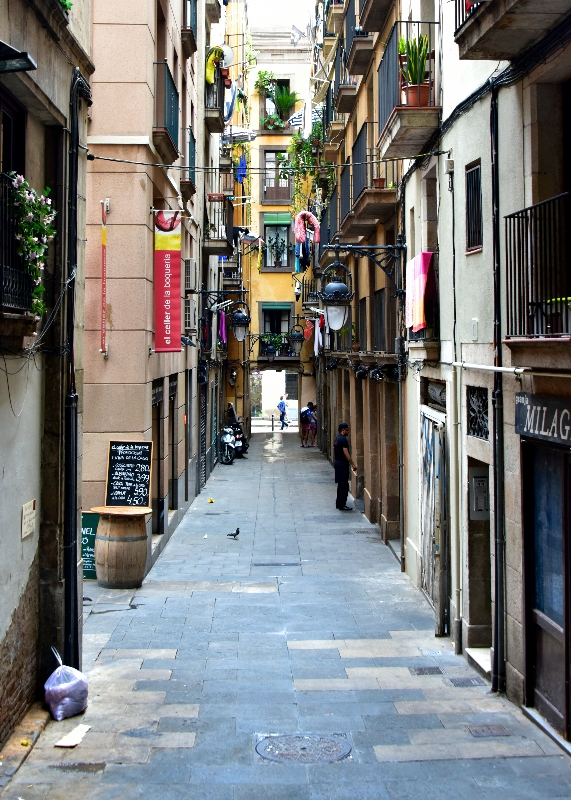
[261,302,292,309]
[263,212,291,225]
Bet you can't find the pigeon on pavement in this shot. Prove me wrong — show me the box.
[227,528,240,539]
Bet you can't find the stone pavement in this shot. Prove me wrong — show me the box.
[3,433,571,799]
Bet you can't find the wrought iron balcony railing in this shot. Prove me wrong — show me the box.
[345,0,371,56]
[340,161,352,222]
[0,173,34,313]
[378,20,440,140]
[505,193,571,338]
[454,0,483,33]
[206,66,224,114]
[188,129,196,184]
[154,61,179,151]
[302,277,319,306]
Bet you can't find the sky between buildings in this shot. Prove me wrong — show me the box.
[246,0,313,32]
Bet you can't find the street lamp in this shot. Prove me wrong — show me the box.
[265,344,277,363]
[230,303,250,342]
[318,259,353,332]
[0,41,37,73]
[288,323,305,355]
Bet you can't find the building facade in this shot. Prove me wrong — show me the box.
[314,0,571,743]
[0,0,92,744]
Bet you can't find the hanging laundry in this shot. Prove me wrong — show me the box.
[219,311,227,345]
[236,154,247,184]
[314,322,322,357]
[303,319,314,340]
[300,238,311,269]
[294,242,302,274]
[294,210,321,243]
[405,252,432,333]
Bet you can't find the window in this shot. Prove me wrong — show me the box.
[285,373,298,399]
[466,163,482,251]
[260,78,290,126]
[263,212,292,269]
[263,151,291,202]
[263,308,290,334]
[373,289,386,351]
[0,87,26,174]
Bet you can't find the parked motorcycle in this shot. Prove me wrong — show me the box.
[226,403,249,458]
[220,426,236,464]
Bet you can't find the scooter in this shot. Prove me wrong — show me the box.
[220,427,236,464]
[226,403,249,457]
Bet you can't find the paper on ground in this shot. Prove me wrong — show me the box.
[54,724,91,748]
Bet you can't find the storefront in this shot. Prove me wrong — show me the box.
[517,392,571,738]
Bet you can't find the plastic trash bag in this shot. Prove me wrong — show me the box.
[44,647,88,721]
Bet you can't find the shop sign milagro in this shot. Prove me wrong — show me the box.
[515,393,571,445]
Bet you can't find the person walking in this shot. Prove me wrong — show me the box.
[300,402,312,447]
[277,394,289,430]
[308,402,317,447]
[333,422,356,511]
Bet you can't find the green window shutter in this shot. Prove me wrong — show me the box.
[261,302,292,310]
[263,212,292,225]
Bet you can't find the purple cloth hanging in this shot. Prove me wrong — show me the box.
[219,311,227,344]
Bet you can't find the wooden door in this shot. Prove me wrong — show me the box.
[524,441,570,736]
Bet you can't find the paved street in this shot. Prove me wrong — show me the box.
[3,433,571,799]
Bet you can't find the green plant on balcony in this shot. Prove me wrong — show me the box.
[254,70,277,95]
[399,34,430,105]
[267,232,287,265]
[59,0,73,10]
[281,119,334,214]
[272,86,301,121]
[9,172,57,317]
[260,113,286,130]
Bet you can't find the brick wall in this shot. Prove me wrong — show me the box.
[0,554,39,748]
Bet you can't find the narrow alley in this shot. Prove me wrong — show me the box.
[3,435,571,800]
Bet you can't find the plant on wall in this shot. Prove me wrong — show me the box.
[279,119,334,214]
[9,172,57,317]
[59,0,73,10]
[254,70,277,96]
[260,113,285,130]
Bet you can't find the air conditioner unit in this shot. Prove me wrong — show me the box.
[184,258,198,294]
[184,297,197,332]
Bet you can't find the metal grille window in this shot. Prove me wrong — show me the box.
[285,373,298,399]
[373,289,385,351]
[467,385,489,440]
[466,164,482,251]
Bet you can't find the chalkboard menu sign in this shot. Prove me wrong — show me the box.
[81,512,99,579]
[105,441,153,507]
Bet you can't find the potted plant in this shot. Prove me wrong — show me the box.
[268,232,287,266]
[399,33,430,106]
[261,113,286,130]
[272,86,301,122]
[373,176,386,189]
[351,322,360,352]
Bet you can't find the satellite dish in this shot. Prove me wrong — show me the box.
[221,44,235,67]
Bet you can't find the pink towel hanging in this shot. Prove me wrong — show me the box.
[295,211,321,244]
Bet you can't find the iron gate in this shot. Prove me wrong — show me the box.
[420,406,448,636]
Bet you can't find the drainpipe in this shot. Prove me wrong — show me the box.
[63,68,91,669]
[490,82,506,694]
[448,167,462,653]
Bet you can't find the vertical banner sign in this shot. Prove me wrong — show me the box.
[154,210,182,352]
[100,202,107,354]
[81,512,99,580]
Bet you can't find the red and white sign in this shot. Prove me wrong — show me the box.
[100,202,107,354]
[154,210,182,352]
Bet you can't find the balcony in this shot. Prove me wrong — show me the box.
[205,0,221,25]
[181,0,197,57]
[221,257,241,287]
[324,85,344,159]
[345,0,374,76]
[180,129,196,201]
[259,335,297,360]
[334,47,358,114]
[326,0,345,34]
[205,67,225,134]
[204,198,234,257]
[407,253,440,358]
[377,21,440,159]
[153,61,179,164]
[505,193,571,341]
[454,0,571,61]
[360,0,393,32]
[350,122,397,229]
[0,173,35,331]
[301,277,319,309]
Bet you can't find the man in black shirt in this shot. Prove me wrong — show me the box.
[333,422,356,511]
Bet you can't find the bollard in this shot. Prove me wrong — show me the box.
[272,415,274,431]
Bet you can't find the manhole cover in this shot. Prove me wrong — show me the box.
[409,666,444,676]
[256,734,351,764]
[468,724,511,738]
[449,676,487,687]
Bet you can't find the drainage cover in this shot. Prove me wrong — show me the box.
[409,666,444,676]
[449,676,487,687]
[256,734,351,764]
[252,562,299,567]
[468,724,511,738]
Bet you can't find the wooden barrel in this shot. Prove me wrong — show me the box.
[91,506,151,589]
